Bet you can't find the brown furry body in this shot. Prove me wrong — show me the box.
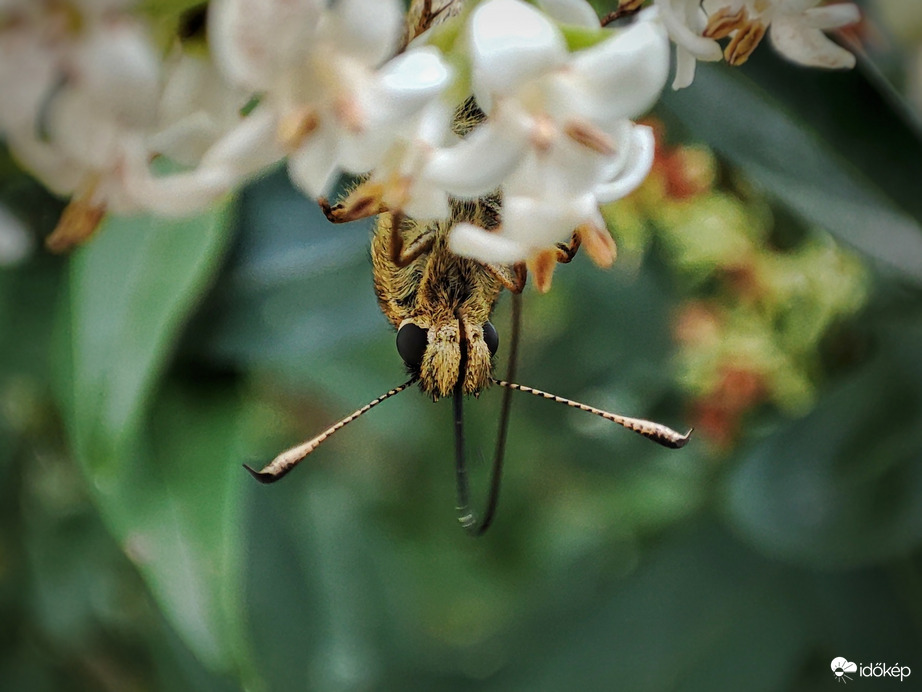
[372,198,504,399]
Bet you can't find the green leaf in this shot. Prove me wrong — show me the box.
[106,382,251,676]
[51,206,252,673]
[58,206,230,476]
[660,54,922,283]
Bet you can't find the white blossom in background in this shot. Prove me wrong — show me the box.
[0,0,161,250]
[428,0,668,288]
[656,0,723,88]
[0,0,288,247]
[759,0,860,69]
[0,0,160,208]
[122,47,284,217]
[701,0,860,68]
[208,0,454,207]
[149,50,256,169]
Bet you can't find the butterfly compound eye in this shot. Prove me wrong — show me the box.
[483,321,499,356]
[396,323,428,369]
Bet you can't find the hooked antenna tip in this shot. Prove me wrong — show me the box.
[243,463,283,484]
[668,428,694,449]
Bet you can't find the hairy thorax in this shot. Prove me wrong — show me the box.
[372,200,503,399]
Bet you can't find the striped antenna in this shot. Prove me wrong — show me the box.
[244,378,418,483]
[490,379,691,449]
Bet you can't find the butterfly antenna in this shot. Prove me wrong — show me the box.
[489,379,692,449]
[245,378,417,483]
[454,292,522,536]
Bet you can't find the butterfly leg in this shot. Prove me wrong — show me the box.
[555,231,581,264]
[387,212,437,268]
[484,262,527,294]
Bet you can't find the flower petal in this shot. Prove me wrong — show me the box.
[322,0,403,67]
[503,193,595,248]
[208,0,323,90]
[423,118,529,197]
[450,222,530,264]
[535,0,600,28]
[0,203,34,266]
[45,87,123,170]
[6,131,83,196]
[200,106,284,174]
[152,52,249,165]
[469,0,568,100]
[124,161,238,216]
[658,0,723,60]
[372,47,452,128]
[288,126,342,198]
[0,34,57,132]
[769,17,856,69]
[402,180,451,220]
[73,20,160,127]
[594,124,655,203]
[801,4,861,31]
[566,18,670,122]
[672,45,699,90]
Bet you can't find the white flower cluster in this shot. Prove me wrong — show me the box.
[659,0,861,88]
[0,0,860,274]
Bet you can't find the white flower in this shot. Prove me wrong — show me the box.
[425,0,668,285]
[209,0,453,201]
[0,2,56,136]
[702,0,860,68]
[0,1,279,247]
[0,2,159,187]
[122,47,284,217]
[767,1,860,69]
[362,96,456,220]
[0,2,164,249]
[149,49,253,168]
[655,0,723,89]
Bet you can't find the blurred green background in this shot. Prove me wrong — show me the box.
[4,1,922,690]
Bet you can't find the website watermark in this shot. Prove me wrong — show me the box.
[831,657,911,683]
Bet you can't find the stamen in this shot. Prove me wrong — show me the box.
[576,222,617,268]
[565,119,616,156]
[724,21,767,66]
[277,106,319,151]
[46,186,106,253]
[704,6,748,40]
[527,248,558,293]
[531,114,556,153]
[334,95,365,134]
